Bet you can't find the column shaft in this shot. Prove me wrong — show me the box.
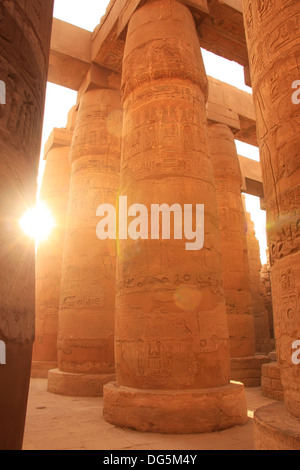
[208,124,255,358]
[48,79,122,397]
[208,123,270,386]
[244,206,272,354]
[0,0,54,450]
[243,0,300,449]
[32,108,76,378]
[103,0,247,434]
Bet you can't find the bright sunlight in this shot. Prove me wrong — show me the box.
[19,202,56,245]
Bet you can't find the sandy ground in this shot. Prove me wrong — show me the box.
[23,379,276,450]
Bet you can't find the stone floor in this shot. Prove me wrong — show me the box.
[23,379,276,450]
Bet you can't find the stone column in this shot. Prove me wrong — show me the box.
[31,107,77,378]
[243,0,300,449]
[103,0,247,434]
[243,198,272,354]
[48,68,122,397]
[0,0,54,450]
[260,261,274,341]
[208,124,270,386]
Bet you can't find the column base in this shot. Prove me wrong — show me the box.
[48,369,116,397]
[261,362,284,401]
[230,355,271,387]
[254,402,300,450]
[103,381,248,434]
[31,361,58,379]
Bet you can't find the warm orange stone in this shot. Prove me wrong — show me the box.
[243,0,300,448]
[207,123,270,386]
[32,108,76,378]
[243,199,272,354]
[103,0,247,433]
[260,260,275,341]
[48,79,122,397]
[208,124,255,358]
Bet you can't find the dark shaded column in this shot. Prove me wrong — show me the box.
[0,0,54,450]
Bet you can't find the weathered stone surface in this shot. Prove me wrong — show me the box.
[197,0,248,66]
[208,124,271,385]
[48,69,122,397]
[239,155,264,198]
[0,0,54,450]
[254,403,300,450]
[48,369,115,397]
[208,123,255,359]
[91,0,248,74]
[206,76,257,146]
[261,362,284,401]
[103,0,247,433]
[104,381,248,434]
[230,355,270,387]
[49,19,92,91]
[32,107,76,379]
[243,0,300,422]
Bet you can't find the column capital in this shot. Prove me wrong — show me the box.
[77,64,121,104]
[43,128,73,161]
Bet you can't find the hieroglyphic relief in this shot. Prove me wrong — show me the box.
[112,0,232,394]
[55,87,121,381]
[243,0,300,419]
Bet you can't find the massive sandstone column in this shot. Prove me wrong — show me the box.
[208,123,270,386]
[0,0,54,450]
[243,0,300,449]
[31,107,76,378]
[243,196,272,354]
[48,69,122,397]
[103,0,248,434]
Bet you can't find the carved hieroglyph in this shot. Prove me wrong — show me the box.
[243,0,300,419]
[48,82,122,396]
[103,0,247,434]
[208,123,256,358]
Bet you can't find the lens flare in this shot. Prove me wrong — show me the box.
[19,201,55,245]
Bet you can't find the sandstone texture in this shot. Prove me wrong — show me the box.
[32,108,76,378]
[48,77,122,397]
[103,0,247,433]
